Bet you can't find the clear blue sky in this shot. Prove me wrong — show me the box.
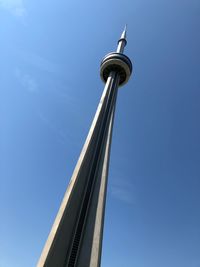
[1,0,200,266]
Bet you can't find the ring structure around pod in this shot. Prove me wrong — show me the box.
[100,52,132,86]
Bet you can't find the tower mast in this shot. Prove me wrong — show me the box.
[37,26,132,267]
[116,24,127,53]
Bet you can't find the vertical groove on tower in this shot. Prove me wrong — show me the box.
[66,72,119,267]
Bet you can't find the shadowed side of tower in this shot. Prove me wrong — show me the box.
[37,27,132,267]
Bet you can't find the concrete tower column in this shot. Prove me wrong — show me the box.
[37,26,132,267]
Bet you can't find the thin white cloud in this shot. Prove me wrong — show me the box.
[16,50,61,75]
[0,0,26,17]
[110,175,135,205]
[37,111,73,145]
[15,68,38,92]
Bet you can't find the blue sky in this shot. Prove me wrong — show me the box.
[1,0,200,266]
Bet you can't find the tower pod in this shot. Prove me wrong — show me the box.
[100,52,132,86]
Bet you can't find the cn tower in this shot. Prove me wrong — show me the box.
[37,26,132,267]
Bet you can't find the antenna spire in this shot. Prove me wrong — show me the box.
[121,24,127,40]
[117,24,127,53]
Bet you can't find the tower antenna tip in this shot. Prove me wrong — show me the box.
[124,24,127,32]
[120,24,127,41]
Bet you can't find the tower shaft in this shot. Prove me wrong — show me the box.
[37,28,132,267]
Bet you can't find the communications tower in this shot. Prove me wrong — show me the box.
[37,26,132,267]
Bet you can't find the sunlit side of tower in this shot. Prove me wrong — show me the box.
[37,26,132,267]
